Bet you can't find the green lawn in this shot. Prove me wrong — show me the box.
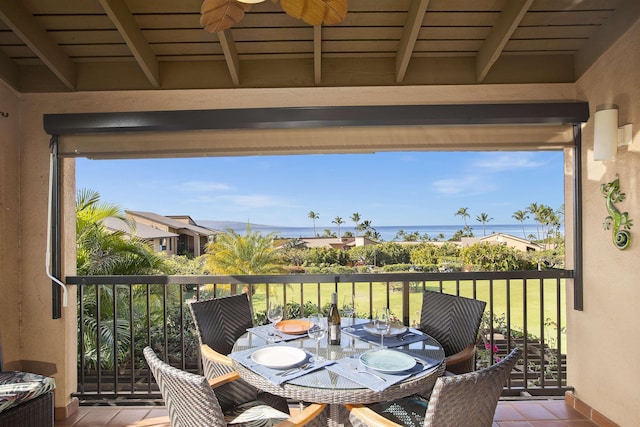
[248,278,567,351]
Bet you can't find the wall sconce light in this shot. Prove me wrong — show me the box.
[593,104,633,161]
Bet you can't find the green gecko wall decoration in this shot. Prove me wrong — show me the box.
[601,175,633,250]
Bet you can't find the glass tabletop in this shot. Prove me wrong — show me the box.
[232,318,445,392]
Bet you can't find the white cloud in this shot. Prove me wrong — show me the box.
[178,181,232,192]
[432,175,496,196]
[185,192,285,210]
[473,153,546,172]
[223,194,281,208]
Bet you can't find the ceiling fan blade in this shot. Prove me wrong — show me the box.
[280,0,347,26]
[200,0,251,33]
[322,0,348,25]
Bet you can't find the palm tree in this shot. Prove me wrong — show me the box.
[76,188,167,275]
[332,216,344,237]
[205,224,285,276]
[358,219,372,235]
[455,207,470,228]
[475,212,493,236]
[527,202,541,240]
[308,211,319,236]
[76,189,169,371]
[512,209,530,238]
[351,212,361,236]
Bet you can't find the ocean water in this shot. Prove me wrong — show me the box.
[227,224,549,241]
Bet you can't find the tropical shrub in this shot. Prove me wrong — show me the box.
[302,247,350,266]
[461,242,531,271]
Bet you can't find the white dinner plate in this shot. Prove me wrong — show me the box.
[362,322,408,337]
[251,346,307,369]
[360,349,416,374]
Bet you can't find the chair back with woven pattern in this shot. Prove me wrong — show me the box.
[419,291,486,357]
[424,347,522,427]
[143,346,225,427]
[189,293,254,355]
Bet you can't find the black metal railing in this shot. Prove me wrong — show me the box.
[67,270,571,403]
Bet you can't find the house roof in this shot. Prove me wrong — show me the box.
[298,237,352,248]
[1,0,638,93]
[462,232,543,249]
[103,217,179,239]
[479,232,541,247]
[126,211,218,235]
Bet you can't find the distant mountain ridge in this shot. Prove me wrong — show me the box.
[197,220,276,230]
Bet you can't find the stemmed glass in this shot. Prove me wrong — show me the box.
[267,301,283,342]
[342,294,356,332]
[374,308,391,348]
[307,313,326,362]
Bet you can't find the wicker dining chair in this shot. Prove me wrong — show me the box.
[345,347,522,427]
[143,347,326,427]
[188,294,289,412]
[418,291,487,374]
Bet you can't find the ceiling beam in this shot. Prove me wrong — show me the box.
[396,0,430,83]
[475,0,533,83]
[0,0,76,90]
[314,25,322,85]
[0,49,18,91]
[218,30,240,86]
[575,0,640,78]
[99,0,160,88]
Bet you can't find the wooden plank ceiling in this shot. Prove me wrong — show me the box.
[0,0,638,93]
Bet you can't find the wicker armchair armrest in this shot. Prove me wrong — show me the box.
[444,343,476,374]
[345,404,402,427]
[276,403,326,427]
[201,344,233,366]
[208,371,240,389]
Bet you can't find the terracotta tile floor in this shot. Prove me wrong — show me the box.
[54,399,599,427]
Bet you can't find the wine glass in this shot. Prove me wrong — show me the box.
[374,308,391,348]
[307,313,326,362]
[267,301,283,341]
[342,294,356,332]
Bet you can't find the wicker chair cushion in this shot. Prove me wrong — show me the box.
[0,371,56,413]
[224,400,289,426]
[368,395,428,427]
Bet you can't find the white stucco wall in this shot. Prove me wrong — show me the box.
[570,18,640,427]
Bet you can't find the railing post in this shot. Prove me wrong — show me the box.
[402,281,410,326]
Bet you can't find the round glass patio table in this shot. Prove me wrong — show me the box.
[231,318,446,427]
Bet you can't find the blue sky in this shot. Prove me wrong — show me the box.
[76,151,564,227]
